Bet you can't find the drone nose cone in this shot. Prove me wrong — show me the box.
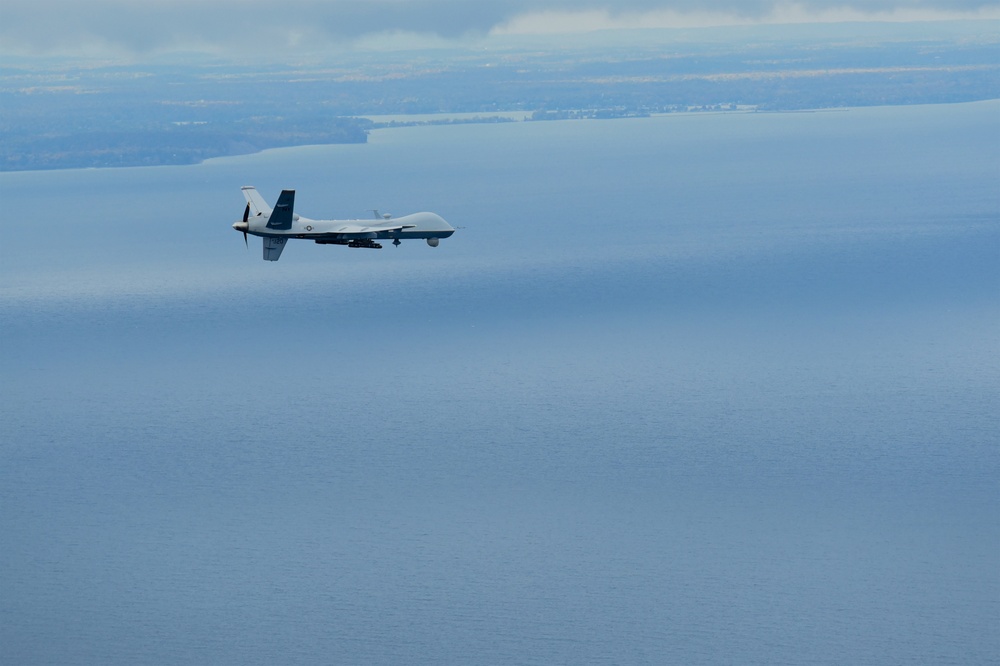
[233,221,249,232]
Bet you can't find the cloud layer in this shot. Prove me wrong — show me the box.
[2,0,998,56]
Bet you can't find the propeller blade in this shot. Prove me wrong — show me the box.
[243,231,248,248]
[243,203,250,223]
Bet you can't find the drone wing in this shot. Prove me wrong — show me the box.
[332,223,416,238]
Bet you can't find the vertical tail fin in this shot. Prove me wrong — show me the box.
[266,190,295,230]
[263,237,287,261]
[241,186,272,216]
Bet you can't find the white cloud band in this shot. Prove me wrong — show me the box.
[492,4,1000,35]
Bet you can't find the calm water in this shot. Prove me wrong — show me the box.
[1,102,998,664]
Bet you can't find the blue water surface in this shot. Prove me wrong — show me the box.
[1,102,998,665]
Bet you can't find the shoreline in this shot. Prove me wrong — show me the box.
[2,99,996,175]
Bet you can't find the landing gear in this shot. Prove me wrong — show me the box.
[392,238,401,247]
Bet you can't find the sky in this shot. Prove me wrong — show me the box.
[2,0,999,57]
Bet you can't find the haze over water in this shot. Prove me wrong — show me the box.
[2,102,998,664]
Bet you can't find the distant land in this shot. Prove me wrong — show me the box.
[1,21,997,171]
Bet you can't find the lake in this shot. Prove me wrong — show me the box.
[1,102,998,664]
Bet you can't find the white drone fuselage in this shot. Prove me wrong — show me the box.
[233,186,455,261]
